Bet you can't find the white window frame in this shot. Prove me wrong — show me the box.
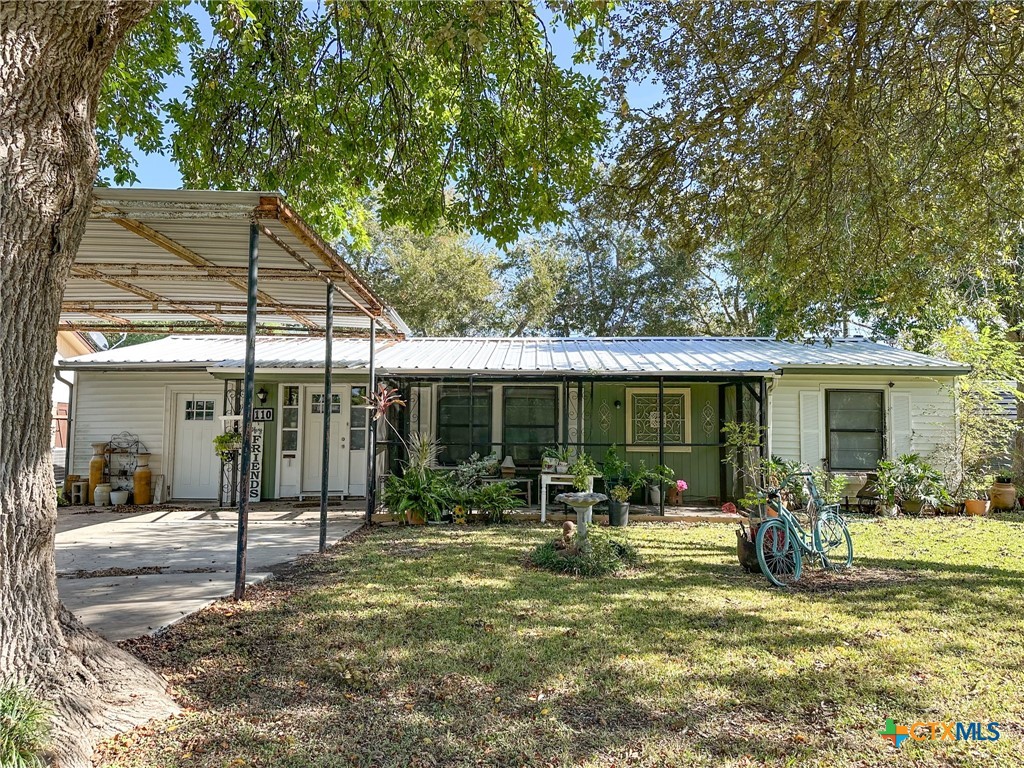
[625,387,692,453]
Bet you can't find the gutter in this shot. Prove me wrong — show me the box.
[777,364,971,376]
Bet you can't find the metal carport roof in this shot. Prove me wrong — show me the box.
[59,188,409,337]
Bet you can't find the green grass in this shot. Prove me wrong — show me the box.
[0,684,51,768]
[98,515,1024,767]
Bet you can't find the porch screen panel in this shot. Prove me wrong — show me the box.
[437,386,492,464]
[503,386,558,463]
[826,390,884,470]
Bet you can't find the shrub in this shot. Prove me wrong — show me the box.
[472,480,521,523]
[529,528,640,577]
[0,685,51,768]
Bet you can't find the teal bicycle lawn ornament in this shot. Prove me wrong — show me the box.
[755,472,853,587]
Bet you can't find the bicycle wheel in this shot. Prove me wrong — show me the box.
[755,518,803,587]
[817,512,853,569]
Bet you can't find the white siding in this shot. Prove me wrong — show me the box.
[71,371,220,487]
[770,373,957,466]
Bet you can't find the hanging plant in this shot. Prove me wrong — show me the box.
[213,432,243,462]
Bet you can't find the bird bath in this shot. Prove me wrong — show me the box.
[554,491,608,541]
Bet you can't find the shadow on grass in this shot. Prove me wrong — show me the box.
[108,522,1024,768]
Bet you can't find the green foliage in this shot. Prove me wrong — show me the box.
[451,452,499,488]
[603,3,1024,337]
[381,469,452,523]
[471,481,521,524]
[103,1,606,245]
[930,325,1024,495]
[609,484,631,503]
[633,460,674,488]
[212,432,242,463]
[568,453,598,492]
[601,445,632,490]
[875,455,948,511]
[405,433,440,479]
[0,685,51,768]
[809,468,848,507]
[530,526,639,577]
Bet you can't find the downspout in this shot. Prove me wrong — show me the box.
[54,368,74,481]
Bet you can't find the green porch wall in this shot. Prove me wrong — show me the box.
[216,373,370,500]
[585,382,722,501]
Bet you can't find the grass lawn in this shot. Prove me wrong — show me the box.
[97,516,1024,767]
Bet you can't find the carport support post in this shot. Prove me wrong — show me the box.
[364,317,377,523]
[319,284,334,553]
[234,219,259,601]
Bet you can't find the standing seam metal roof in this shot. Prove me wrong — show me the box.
[59,335,971,375]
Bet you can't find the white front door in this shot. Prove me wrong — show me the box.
[301,387,350,495]
[172,392,222,499]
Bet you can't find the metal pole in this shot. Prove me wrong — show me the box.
[658,376,665,516]
[469,375,475,459]
[364,317,377,523]
[234,220,259,601]
[759,377,769,462]
[319,284,334,553]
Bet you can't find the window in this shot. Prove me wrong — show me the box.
[311,393,341,414]
[436,386,492,464]
[350,386,367,451]
[826,390,885,470]
[503,386,558,464]
[280,386,299,454]
[185,399,215,421]
[625,388,691,452]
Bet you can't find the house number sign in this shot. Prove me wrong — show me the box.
[252,408,274,422]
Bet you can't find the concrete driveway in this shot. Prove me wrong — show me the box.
[56,505,362,641]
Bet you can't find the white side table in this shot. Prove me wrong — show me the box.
[539,473,597,522]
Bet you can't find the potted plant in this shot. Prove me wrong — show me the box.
[472,480,521,524]
[554,446,573,474]
[988,473,1016,511]
[381,469,450,525]
[569,452,598,492]
[641,463,674,506]
[964,489,990,516]
[666,478,688,506]
[541,447,559,474]
[212,431,243,462]
[608,484,631,526]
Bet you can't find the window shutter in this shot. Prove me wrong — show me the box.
[890,392,912,458]
[799,391,822,467]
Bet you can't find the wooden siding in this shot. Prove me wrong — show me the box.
[584,382,722,501]
[71,371,220,493]
[769,374,957,466]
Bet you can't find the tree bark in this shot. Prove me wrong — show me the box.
[1,3,177,766]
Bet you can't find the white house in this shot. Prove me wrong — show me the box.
[58,335,968,505]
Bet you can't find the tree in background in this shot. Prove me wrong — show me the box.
[0,2,606,763]
[603,1,1024,337]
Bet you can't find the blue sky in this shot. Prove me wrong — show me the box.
[123,3,660,190]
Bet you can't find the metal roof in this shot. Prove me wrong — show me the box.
[60,188,409,337]
[60,335,970,376]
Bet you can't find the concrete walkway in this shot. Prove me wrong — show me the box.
[56,506,362,641]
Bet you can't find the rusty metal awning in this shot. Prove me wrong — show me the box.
[59,188,409,337]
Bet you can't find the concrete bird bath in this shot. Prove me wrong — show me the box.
[554,491,607,541]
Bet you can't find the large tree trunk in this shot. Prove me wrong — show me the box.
[1,3,177,766]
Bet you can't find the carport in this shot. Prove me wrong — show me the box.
[60,188,408,598]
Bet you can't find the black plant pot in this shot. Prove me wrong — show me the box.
[608,500,630,527]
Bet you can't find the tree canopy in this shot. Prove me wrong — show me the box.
[99,0,608,244]
[603,0,1024,337]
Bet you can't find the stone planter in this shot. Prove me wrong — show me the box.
[110,490,130,505]
[649,485,662,506]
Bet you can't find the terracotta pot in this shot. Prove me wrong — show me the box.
[964,499,990,516]
[666,483,679,506]
[406,508,427,525]
[988,482,1016,511]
